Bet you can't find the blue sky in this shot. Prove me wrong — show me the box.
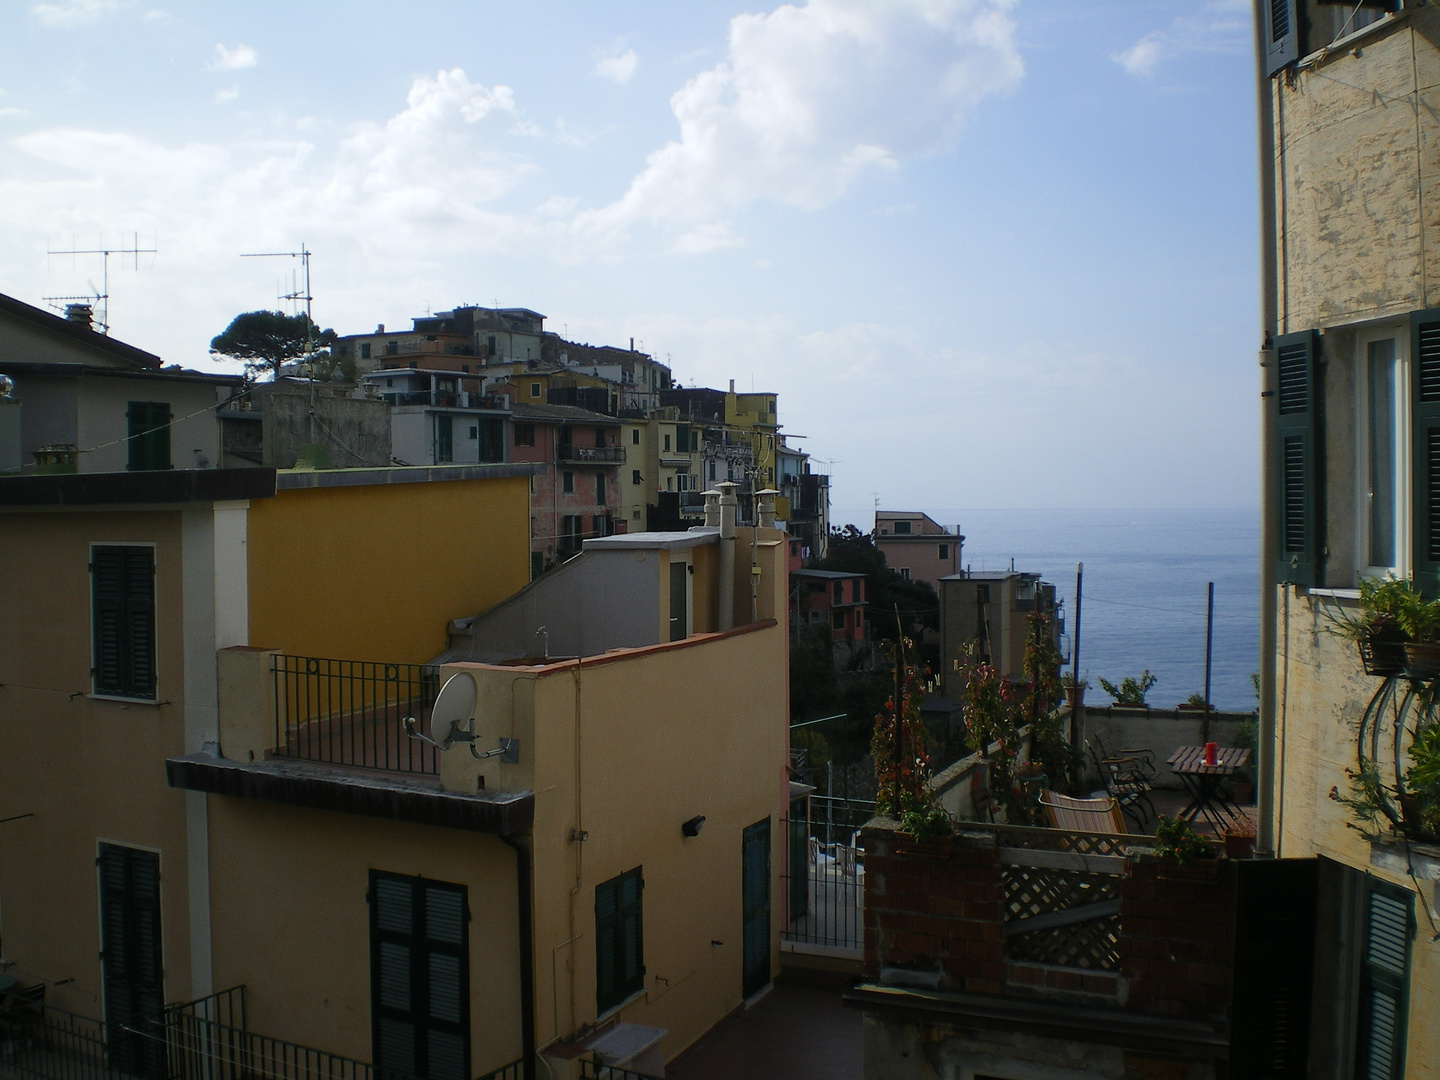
[0,1,1258,517]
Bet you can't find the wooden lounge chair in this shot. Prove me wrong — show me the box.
[1040,790,1127,834]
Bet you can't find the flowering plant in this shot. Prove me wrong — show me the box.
[871,638,949,836]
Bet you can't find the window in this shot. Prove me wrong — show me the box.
[530,382,541,398]
[1360,330,1404,573]
[361,343,372,360]
[488,335,498,358]
[514,423,535,447]
[664,434,671,452]
[631,429,640,445]
[1356,878,1412,1079]
[477,419,503,464]
[939,544,950,561]
[593,514,613,537]
[632,469,641,486]
[386,341,398,356]
[560,515,583,553]
[834,582,844,602]
[126,402,171,471]
[468,426,478,440]
[893,520,912,535]
[898,567,911,580]
[435,415,453,463]
[709,463,716,481]
[562,471,574,494]
[91,545,155,699]
[596,868,644,1013]
[676,425,690,453]
[595,473,606,505]
[369,871,469,1080]
[98,843,164,1078]
[595,427,607,448]
[831,610,844,630]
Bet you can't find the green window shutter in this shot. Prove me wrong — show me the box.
[595,867,643,1013]
[1412,310,1440,594]
[371,871,469,1080]
[98,843,164,1078]
[1265,0,1299,77]
[1272,330,1324,586]
[91,546,155,698]
[126,401,171,472]
[1356,879,1412,1080]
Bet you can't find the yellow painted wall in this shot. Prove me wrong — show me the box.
[204,797,523,1077]
[0,510,196,1015]
[1276,589,1440,1075]
[247,473,531,663]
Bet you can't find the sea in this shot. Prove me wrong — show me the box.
[905,508,1260,712]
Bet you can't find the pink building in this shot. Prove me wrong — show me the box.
[791,568,866,643]
[874,511,962,591]
[506,401,624,576]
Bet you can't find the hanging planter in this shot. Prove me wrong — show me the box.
[1358,628,1407,677]
[1403,642,1440,682]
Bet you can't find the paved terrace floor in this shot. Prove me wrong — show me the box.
[667,980,861,1080]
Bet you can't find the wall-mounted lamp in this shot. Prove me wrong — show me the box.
[681,815,706,838]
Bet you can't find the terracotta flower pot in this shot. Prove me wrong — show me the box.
[1223,832,1256,859]
[1404,641,1440,681]
[1156,856,1223,883]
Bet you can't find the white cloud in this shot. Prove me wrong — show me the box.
[213,86,239,105]
[1112,3,1248,79]
[1114,35,1161,77]
[596,49,638,85]
[574,0,1023,246]
[208,44,258,72]
[31,0,120,28]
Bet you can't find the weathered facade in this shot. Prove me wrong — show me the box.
[1257,3,1439,1076]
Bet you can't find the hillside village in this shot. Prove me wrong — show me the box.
[1,4,1439,1080]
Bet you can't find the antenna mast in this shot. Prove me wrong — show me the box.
[240,244,315,374]
[45,232,157,335]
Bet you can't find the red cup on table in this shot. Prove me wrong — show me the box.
[1204,741,1218,766]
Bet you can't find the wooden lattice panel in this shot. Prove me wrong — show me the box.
[1002,865,1121,970]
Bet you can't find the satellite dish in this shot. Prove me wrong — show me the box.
[432,671,477,748]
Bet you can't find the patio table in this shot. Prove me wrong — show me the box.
[1167,746,1250,833]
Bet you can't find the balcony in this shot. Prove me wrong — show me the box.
[556,445,625,465]
[381,391,508,410]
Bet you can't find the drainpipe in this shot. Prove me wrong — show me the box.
[1254,0,1280,858]
[718,481,738,631]
[500,834,537,1080]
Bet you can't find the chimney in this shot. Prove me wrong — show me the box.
[717,481,739,631]
[756,488,778,529]
[630,337,635,352]
[729,379,735,393]
[376,324,385,334]
[65,304,93,330]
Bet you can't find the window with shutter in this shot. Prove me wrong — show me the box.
[1272,330,1324,586]
[91,545,156,699]
[126,401,171,472]
[595,867,644,1013]
[370,871,470,1080]
[1355,879,1412,1080]
[98,843,165,1080]
[1411,310,1440,593]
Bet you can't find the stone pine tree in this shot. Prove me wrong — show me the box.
[209,310,338,380]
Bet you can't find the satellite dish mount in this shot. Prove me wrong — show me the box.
[403,671,519,762]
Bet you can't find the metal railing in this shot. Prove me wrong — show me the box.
[380,391,508,410]
[578,1058,662,1080]
[473,1061,523,1080]
[0,1002,114,1080]
[272,655,440,775]
[779,816,863,953]
[556,446,625,465]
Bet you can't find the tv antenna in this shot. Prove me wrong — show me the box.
[45,232,157,335]
[240,244,316,373]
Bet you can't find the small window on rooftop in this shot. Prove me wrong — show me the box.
[893,521,911,535]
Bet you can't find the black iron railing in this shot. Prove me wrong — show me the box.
[0,1002,113,1080]
[473,1061,523,1080]
[578,1058,662,1080]
[272,655,440,775]
[556,446,625,465]
[779,815,864,953]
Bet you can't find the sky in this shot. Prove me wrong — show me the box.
[0,0,1260,520]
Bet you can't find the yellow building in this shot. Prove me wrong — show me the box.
[1256,5,1440,1076]
[0,467,787,1080]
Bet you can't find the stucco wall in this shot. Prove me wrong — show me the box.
[1276,587,1440,1074]
[204,798,523,1076]
[0,510,196,1014]
[257,386,391,469]
[1275,13,1440,332]
[77,375,225,473]
[246,472,531,663]
[441,619,788,1065]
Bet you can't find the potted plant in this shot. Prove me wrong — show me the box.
[1151,815,1221,880]
[1323,576,1412,676]
[1397,586,1440,681]
[1222,817,1256,858]
[1062,672,1087,709]
[1099,670,1156,709]
[1177,692,1215,712]
[896,797,957,856]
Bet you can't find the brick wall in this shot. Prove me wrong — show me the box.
[863,825,1238,1023]
[1116,856,1236,1020]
